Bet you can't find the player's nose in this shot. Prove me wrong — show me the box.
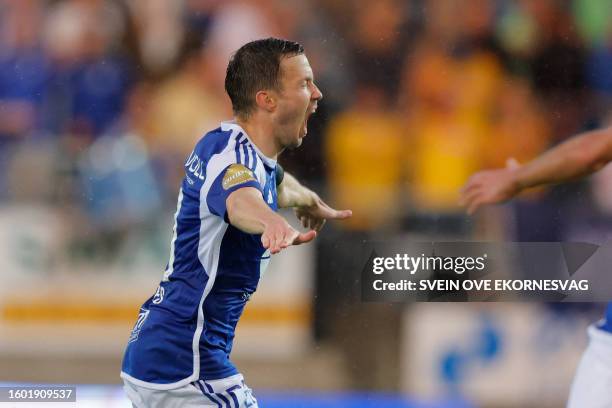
[312,83,323,101]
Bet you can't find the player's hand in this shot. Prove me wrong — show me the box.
[261,216,317,254]
[294,193,352,232]
[459,158,522,215]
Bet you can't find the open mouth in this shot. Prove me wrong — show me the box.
[302,105,317,136]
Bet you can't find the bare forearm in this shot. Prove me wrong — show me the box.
[226,186,317,253]
[227,187,284,234]
[514,127,612,190]
[277,172,317,208]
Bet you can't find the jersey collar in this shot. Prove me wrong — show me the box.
[220,120,277,168]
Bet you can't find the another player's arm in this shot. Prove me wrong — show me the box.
[226,187,315,254]
[461,127,612,214]
[513,127,612,188]
[277,170,352,231]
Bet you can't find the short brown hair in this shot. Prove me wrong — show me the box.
[225,38,304,118]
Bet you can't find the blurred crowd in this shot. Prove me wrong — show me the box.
[3,0,612,242]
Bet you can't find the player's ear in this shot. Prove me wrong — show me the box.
[255,90,276,112]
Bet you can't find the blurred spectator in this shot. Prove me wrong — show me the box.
[455,0,510,68]
[43,0,133,139]
[401,39,503,213]
[0,1,50,200]
[78,123,162,231]
[347,0,408,102]
[0,0,48,141]
[127,0,186,76]
[205,0,295,82]
[526,0,588,140]
[146,44,229,190]
[325,85,406,230]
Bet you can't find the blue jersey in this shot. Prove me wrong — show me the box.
[121,121,278,389]
[599,303,612,333]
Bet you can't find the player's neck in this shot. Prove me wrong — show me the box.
[235,117,280,160]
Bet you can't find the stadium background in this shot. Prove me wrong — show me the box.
[0,0,611,406]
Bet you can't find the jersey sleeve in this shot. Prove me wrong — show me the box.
[205,162,262,220]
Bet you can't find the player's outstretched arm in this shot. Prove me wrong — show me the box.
[227,187,316,254]
[277,172,352,231]
[460,127,612,214]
